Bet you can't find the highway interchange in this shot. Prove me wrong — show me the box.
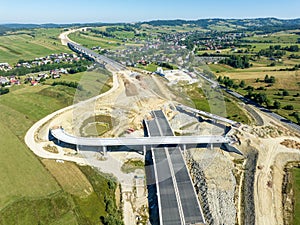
[23,29,300,225]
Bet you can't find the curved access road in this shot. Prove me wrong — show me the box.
[59,27,90,46]
[25,69,120,161]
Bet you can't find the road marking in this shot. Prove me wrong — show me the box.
[165,147,186,225]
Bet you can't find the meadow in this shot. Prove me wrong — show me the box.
[185,82,250,124]
[292,168,300,225]
[0,69,118,225]
[207,35,300,124]
[0,28,71,65]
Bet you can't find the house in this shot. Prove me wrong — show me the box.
[25,77,34,82]
[31,81,38,86]
[0,76,9,85]
[59,68,68,74]
[52,74,61,79]
[38,73,49,79]
[10,77,21,85]
[0,63,12,71]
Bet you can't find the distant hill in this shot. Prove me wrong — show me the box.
[0,22,122,30]
[1,18,299,33]
[139,18,300,32]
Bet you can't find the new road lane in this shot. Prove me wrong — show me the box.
[168,147,205,224]
[152,110,174,136]
[152,148,182,225]
[147,110,205,225]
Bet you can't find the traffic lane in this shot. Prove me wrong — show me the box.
[153,110,174,136]
[147,120,161,137]
[168,147,205,224]
[152,148,182,225]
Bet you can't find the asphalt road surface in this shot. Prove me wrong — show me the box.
[149,110,205,225]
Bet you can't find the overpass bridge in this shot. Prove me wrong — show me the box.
[67,42,126,71]
[50,127,230,155]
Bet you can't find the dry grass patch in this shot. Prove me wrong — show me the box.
[43,144,59,153]
[42,159,93,197]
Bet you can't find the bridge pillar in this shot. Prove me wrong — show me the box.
[76,145,79,152]
[183,144,187,151]
[210,143,213,150]
[102,146,107,156]
[143,145,147,156]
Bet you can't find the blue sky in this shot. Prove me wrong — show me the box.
[1,0,299,24]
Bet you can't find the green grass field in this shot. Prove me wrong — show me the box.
[207,56,300,123]
[0,69,118,224]
[69,32,123,49]
[242,32,300,44]
[0,28,71,65]
[185,82,250,124]
[293,168,300,225]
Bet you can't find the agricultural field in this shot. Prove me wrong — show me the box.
[0,69,118,224]
[241,32,300,44]
[69,31,122,49]
[292,168,300,225]
[68,30,141,50]
[210,62,300,122]
[204,31,300,123]
[0,28,71,65]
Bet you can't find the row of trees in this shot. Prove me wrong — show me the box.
[281,45,299,52]
[217,76,298,112]
[219,55,251,69]
[217,76,246,89]
[257,47,286,58]
[51,81,83,90]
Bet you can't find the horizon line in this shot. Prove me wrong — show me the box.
[1,16,300,25]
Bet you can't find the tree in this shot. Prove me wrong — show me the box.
[264,75,276,83]
[283,105,294,110]
[273,100,281,109]
[245,85,254,92]
[239,80,245,88]
[282,90,290,96]
[264,75,269,83]
[255,93,268,105]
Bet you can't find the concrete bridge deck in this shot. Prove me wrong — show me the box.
[50,128,230,147]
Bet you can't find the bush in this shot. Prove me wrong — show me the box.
[0,88,9,95]
[283,105,294,110]
[282,90,290,96]
[51,81,83,91]
[273,100,281,109]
